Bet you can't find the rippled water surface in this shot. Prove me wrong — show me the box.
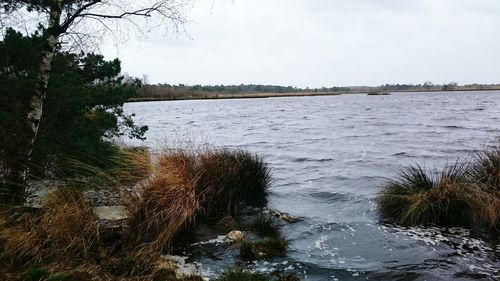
[124,91,500,280]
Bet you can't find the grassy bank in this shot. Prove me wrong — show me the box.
[0,147,295,280]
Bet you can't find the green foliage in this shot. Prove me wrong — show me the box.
[0,28,147,184]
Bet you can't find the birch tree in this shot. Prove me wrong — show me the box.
[0,0,189,203]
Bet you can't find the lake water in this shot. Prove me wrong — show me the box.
[124,91,500,280]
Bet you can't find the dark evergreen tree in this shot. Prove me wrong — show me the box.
[0,29,147,203]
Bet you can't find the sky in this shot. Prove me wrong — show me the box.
[101,0,500,88]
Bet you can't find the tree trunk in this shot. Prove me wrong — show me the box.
[7,1,63,204]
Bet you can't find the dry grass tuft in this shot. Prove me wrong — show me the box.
[0,213,42,266]
[41,189,100,261]
[124,150,199,250]
[63,146,153,190]
[0,188,99,267]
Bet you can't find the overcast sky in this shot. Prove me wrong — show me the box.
[101,0,500,88]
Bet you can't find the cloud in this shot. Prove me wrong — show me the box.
[102,0,500,87]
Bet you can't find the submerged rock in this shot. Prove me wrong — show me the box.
[264,208,302,223]
[93,205,126,221]
[226,230,246,242]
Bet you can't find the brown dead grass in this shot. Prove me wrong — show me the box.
[124,150,199,250]
[0,188,99,269]
[1,146,272,279]
[124,148,271,250]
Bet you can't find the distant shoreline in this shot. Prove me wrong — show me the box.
[127,88,500,103]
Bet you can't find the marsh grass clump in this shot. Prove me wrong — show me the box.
[123,147,273,253]
[196,149,271,217]
[468,141,500,193]
[239,235,289,260]
[243,213,281,238]
[378,162,498,228]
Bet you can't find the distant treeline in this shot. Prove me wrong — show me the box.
[133,81,500,101]
[135,83,351,100]
[364,82,500,92]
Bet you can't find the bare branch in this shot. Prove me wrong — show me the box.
[59,0,101,32]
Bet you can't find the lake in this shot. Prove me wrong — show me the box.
[124,91,500,280]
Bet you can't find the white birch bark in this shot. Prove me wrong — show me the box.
[23,0,63,183]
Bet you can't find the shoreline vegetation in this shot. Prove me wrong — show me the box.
[127,83,500,102]
[378,141,500,231]
[1,30,301,280]
[0,146,298,280]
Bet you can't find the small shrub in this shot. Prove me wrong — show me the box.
[378,163,497,227]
